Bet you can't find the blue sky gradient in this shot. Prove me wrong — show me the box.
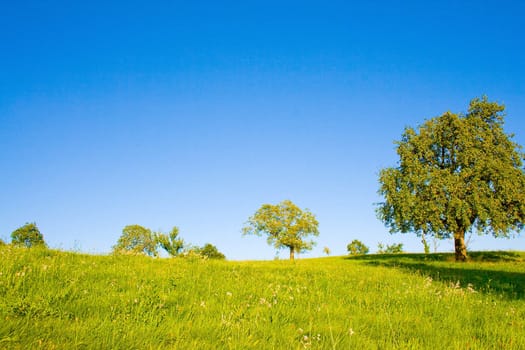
[1,1,524,259]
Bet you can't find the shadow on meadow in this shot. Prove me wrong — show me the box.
[347,251,525,300]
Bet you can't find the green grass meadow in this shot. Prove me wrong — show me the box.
[1,246,525,349]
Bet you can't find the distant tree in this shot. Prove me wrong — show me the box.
[323,246,331,256]
[242,200,319,261]
[432,236,440,253]
[0,238,6,246]
[11,223,46,248]
[421,234,430,254]
[378,97,525,261]
[199,243,226,260]
[156,226,184,257]
[347,240,369,255]
[113,225,158,257]
[377,242,404,254]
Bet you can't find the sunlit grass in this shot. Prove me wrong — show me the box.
[1,246,524,349]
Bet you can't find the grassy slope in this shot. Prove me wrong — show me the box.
[1,246,524,349]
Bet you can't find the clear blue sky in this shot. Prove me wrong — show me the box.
[1,0,524,259]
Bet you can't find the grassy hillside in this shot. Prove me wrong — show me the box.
[1,246,524,349]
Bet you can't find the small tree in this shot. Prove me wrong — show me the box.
[377,242,404,254]
[432,236,441,253]
[0,238,6,246]
[421,233,430,254]
[378,97,525,261]
[11,223,46,248]
[199,243,226,260]
[242,200,319,261]
[156,226,184,257]
[113,225,158,257]
[347,240,369,255]
[323,246,331,256]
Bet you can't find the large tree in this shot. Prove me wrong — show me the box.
[242,200,319,261]
[113,225,158,257]
[11,222,46,248]
[378,97,525,261]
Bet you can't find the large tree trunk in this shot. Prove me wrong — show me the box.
[454,230,468,262]
[289,247,295,261]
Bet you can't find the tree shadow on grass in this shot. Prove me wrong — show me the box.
[347,251,525,300]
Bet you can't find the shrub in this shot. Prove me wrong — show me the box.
[180,246,208,260]
[180,243,226,260]
[199,243,226,260]
[377,242,404,254]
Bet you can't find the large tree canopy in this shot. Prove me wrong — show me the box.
[242,199,319,261]
[378,97,525,261]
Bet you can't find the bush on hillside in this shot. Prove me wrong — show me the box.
[180,243,226,260]
[377,242,404,254]
[199,243,226,260]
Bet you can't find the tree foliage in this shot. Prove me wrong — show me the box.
[378,97,525,261]
[113,225,158,257]
[377,242,404,254]
[199,243,226,260]
[242,200,319,261]
[180,245,206,259]
[156,226,184,257]
[11,223,46,248]
[347,240,369,255]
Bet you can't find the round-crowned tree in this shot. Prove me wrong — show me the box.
[378,97,525,261]
[242,200,319,261]
[113,225,158,257]
[347,240,369,255]
[11,223,46,248]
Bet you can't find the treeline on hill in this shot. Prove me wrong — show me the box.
[4,97,525,262]
[112,224,225,259]
[346,240,404,256]
[2,222,225,260]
